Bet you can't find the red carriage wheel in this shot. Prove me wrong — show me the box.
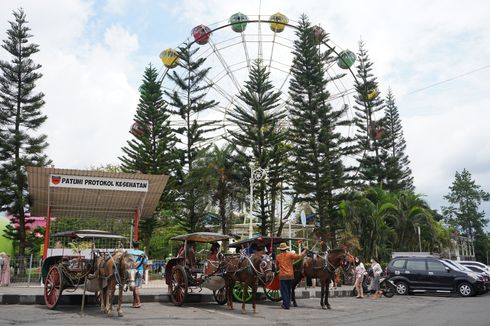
[263,287,282,302]
[169,265,188,306]
[44,265,63,309]
[263,274,282,301]
[213,287,227,305]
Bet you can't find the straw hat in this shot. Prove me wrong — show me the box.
[277,242,289,251]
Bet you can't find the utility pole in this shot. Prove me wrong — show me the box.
[417,226,422,252]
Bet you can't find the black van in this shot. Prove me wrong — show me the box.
[386,256,486,297]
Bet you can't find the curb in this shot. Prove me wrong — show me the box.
[0,289,353,305]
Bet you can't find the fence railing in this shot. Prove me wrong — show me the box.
[2,255,43,287]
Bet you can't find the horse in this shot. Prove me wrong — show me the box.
[222,251,274,314]
[96,250,136,317]
[291,248,355,309]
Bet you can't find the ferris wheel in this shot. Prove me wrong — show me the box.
[154,11,360,155]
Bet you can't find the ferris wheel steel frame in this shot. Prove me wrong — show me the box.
[157,17,363,149]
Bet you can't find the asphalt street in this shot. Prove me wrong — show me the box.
[0,293,489,326]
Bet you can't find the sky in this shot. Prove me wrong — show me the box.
[1,0,490,225]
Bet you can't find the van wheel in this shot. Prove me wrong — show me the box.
[395,281,409,295]
[457,282,474,297]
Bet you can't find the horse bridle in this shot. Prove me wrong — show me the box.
[241,252,273,284]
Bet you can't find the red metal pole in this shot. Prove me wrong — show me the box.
[43,206,51,260]
[134,208,139,242]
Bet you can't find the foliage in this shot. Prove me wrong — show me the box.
[341,187,447,262]
[67,241,93,254]
[382,89,414,191]
[227,59,285,235]
[352,40,386,187]
[148,222,187,259]
[287,15,349,247]
[0,9,51,266]
[2,218,44,257]
[442,169,489,261]
[164,43,219,232]
[442,169,489,238]
[191,144,246,236]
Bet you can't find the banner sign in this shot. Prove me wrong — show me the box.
[49,174,149,192]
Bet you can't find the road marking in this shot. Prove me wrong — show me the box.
[199,308,250,320]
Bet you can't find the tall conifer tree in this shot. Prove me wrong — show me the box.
[119,64,178,246]
[0,9,51,263]
[352,40,386,188]
[288,15,349,247]
[227,60,285,235]
[165,44,218,231]
[382,88,414,191]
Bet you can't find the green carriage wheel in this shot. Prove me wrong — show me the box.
[232,283,252,302]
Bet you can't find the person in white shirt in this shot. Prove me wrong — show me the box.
[354,257,366,298]
[370,257,383,299]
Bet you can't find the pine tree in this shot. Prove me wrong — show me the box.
[119,64,178,246]
[0,9,51,265]
[442,169,489,239]
[288,15,348,247]
[442,169,489,262]
[227,59,285,235]
[164,43,219,231]
[382,88,414,191]
[120,64,177,176]
[352,40,386,188]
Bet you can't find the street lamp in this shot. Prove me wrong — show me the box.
[248,162,268,238]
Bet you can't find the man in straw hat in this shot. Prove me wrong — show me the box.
[276,242,307,309]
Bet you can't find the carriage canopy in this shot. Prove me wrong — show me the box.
[170,232,232,243]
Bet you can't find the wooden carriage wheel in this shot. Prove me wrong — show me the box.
[44,265,63,309]
[169,265,188,306]
[213,287,227,305]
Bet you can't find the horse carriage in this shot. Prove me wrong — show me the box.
[42,229,130,310]
[26,167,169,315]
[228,236,303,303]
[164,232,233,306]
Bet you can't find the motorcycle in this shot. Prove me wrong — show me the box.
[352,270,396,298]
[378,276,396,298]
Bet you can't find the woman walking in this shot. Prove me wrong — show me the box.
[354,257,366,298]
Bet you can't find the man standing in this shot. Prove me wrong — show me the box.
[128,241,148,308]
[275,242,307,309]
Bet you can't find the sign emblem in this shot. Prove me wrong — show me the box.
[51,176,61,185]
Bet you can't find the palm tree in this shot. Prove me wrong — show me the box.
[193,145,245,235]
[341,187,397,262]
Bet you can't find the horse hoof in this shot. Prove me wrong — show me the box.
[321,306,327,310]
[241,310,246,315]
[118,312,123,317]
[293,303,298,307]
[327,305,332,310]
[107,312,113,317]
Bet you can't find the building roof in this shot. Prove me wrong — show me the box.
[27,167,168,219]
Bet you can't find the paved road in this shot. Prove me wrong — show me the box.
[0,293,488,326]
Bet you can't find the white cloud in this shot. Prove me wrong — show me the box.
[1,0,489,227]
[103,0,130,15]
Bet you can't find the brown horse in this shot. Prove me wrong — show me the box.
[96,250,136,317]
[291,248,355,309]
[223,252,274,314]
